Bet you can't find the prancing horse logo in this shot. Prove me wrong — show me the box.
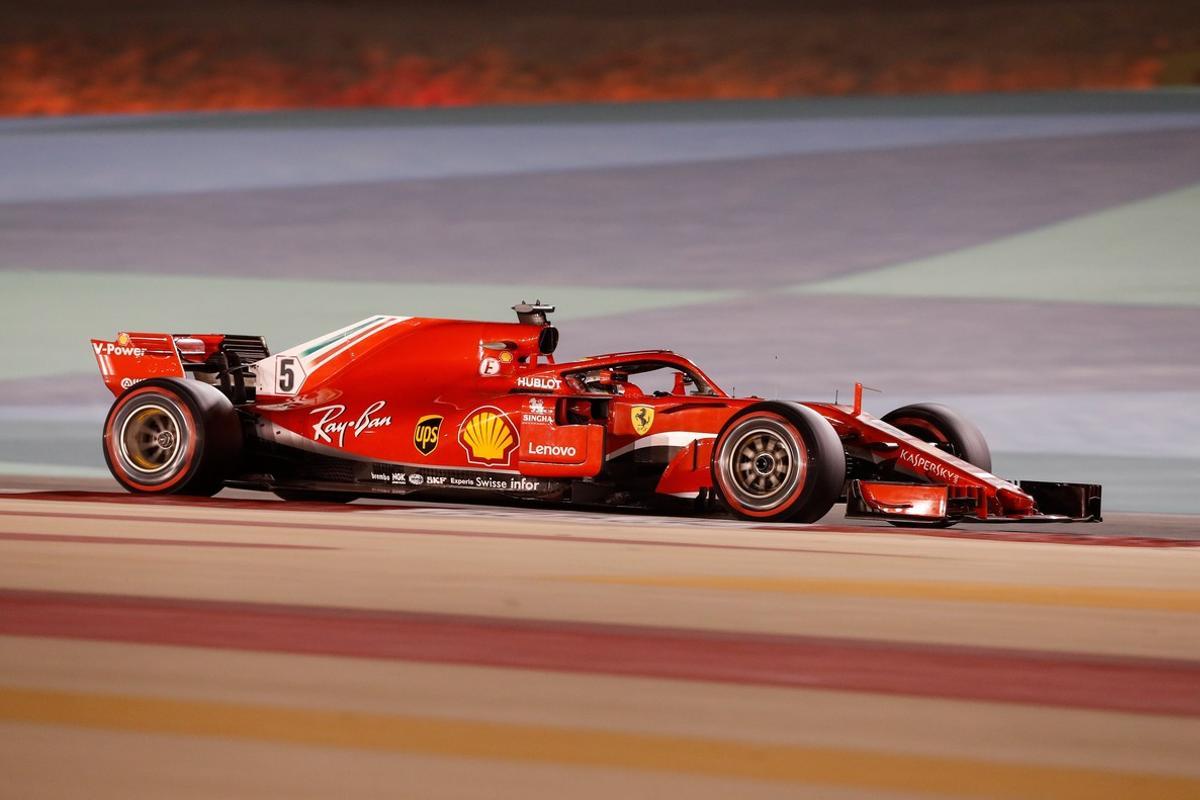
[631,405,655,436]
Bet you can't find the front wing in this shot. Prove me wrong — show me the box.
[846,479,1102,524]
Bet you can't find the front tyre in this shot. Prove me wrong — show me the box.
[880,402,990,529]
[881,403,991,472]
[712,403,845,523]
[102,378,242,496]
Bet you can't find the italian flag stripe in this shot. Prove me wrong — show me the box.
[299,316,385,358]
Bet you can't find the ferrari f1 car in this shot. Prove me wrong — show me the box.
[91,302,1101,526]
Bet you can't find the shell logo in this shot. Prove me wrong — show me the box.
[458,406,519,466]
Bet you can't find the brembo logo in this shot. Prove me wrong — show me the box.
[900,450,959,484]
[92,341,147,358]
[310,400,393,447]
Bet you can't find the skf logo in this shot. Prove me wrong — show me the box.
[631,405,655,436]
[459,406,519,466]
[413,415,443,456]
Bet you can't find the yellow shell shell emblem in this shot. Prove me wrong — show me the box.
[458,406,519,466]
[631,405,655,436]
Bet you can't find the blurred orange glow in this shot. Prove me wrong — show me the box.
[0,42,1167,117]
[5,0,1192,119]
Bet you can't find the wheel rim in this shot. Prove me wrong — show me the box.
[116,402,188,479]
[717,418,806,511]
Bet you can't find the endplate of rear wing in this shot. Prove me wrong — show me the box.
[91,331,269,402]
[846,479,1102,524]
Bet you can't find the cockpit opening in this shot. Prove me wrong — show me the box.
[566,361,718,398]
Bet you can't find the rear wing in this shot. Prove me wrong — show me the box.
[91,332,269,402]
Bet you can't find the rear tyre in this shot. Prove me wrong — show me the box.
[273,490,357,504]
[881,403,991,471]
[102,378,241,496]
[712,403,845,523]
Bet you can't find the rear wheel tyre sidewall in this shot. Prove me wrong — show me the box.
[103,379,240,496]
[713,404,845,523]
[881,403,992,473]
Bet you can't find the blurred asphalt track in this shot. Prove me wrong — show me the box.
[1,90,1199,512]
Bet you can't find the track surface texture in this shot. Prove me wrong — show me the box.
[0,486,1198,798]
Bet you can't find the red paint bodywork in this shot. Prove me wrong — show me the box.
[92,314,1097,522]
[91,333,184,395]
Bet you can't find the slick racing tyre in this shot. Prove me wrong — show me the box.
[881,403,991,472]
[712,402,845,523]
[102,378,242,496]
[880,403,990,529]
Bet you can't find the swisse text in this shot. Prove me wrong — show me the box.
[311,401,393,446]
[474,475,542,492]
[899,449,959,484]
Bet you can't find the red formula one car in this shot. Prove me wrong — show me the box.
[90,302,1101,526]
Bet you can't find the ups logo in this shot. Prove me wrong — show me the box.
[413,415,443,456]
